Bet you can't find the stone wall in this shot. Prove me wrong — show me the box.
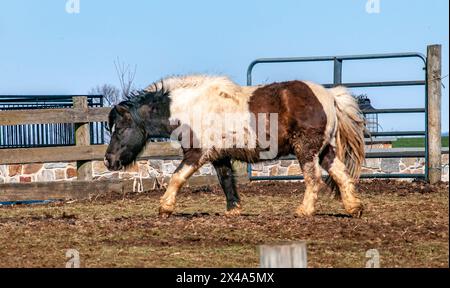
[250,153,449,182]
[0,163,78,184]
[0,155,448,184]
[0,160,216,184]
[248,141,449,182]
[91,160,216,181]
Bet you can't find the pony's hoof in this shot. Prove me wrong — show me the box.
[295,205,315,217]
[158,210,172,218]
[225,206,242,217]
[346,204,364,218]
[158,205,174,218]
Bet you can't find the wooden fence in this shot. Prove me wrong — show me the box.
[0,99,182,168]
[0,97,186,201]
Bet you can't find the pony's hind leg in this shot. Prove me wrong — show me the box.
[296,155,324,217]
[212,158,241,216]
[320,145,363,218]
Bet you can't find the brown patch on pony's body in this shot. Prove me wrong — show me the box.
[219,91,240,104]
[248,81,328,162]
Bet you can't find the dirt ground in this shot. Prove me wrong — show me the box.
[0,180,448,268]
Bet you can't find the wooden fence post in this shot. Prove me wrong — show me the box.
[259,242,307,268]
[426,44,442,184]
[74,96,93,181]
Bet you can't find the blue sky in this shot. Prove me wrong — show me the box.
[0,0,448,132]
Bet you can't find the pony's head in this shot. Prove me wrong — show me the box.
[104,87,172,171]
[104,103,147,171]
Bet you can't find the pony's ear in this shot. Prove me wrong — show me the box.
[115,105,129,116]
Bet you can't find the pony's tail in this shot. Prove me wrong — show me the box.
[327,86,366,190]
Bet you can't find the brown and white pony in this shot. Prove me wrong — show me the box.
[104,75,366,218]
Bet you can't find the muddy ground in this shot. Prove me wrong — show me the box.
[0,180,448,268]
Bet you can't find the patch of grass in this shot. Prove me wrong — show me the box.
[392,136,449,148]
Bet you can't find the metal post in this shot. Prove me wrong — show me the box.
[74,96,93,181]
[333,58,343,86]
[426,45,442,184]
[100,95,105,144]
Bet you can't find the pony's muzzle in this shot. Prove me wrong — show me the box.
[104,153,123,171]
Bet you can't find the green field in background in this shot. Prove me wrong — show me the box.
[392,136,449,148]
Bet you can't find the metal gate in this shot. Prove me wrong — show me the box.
[246,52,428,180]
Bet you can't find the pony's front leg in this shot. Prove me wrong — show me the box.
[159,160,199,218]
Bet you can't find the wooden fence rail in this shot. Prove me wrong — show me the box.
[0,107,111,126]
[0,175,249,202]
[0,143,182,165]
[0,97,182,180]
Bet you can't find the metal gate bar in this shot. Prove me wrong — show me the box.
[246,52,428,181]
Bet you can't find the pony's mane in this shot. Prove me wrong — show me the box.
[120,74,235,107]
[124,82,168,106]
[144,74,234,93]
[108,84,169,133]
